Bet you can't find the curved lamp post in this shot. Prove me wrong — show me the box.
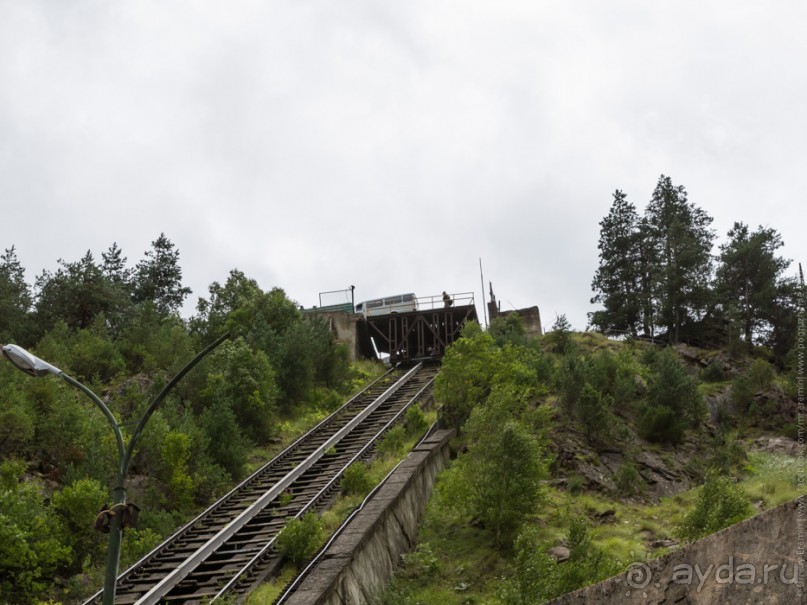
[2,332,229,605]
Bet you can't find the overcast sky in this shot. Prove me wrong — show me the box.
[1,1,805,331]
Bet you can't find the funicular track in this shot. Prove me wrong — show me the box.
[83,362,439,605]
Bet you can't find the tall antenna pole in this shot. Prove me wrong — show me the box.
[479,258,488,328]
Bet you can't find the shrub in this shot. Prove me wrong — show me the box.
[401,542,440,579]
[567,474,585,495]
[613,461,645,498]
[707,431,747,472]
[404,405,429,437]
[638,404,685,444]
[443,419,547,547]
[731,358,776,417]
[434,322,501,429]
[200,337,279,443]
[678,470,752,541]
[577,384,614,447]
[308,386,342,412]
[0,466,71,603]
[639,348,704,443]
[547,313,574,355]
[557,354,586,416]
[51,478,108,569]
[377,425,406,456]
[700,360,725,383]
[340,462,374,497]
[488,313,527,347]
[275,511,326,566]
[0,405,34,456]
[499,517,621,604]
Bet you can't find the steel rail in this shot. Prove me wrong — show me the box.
[212,370,437,601]
[273,417,443,605]
[133,363,423,605]
[80,366,400,605]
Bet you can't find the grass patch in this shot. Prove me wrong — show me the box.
[244,565,298,604]
[742,452,804,507]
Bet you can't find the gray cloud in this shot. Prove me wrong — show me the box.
[1,1,805,331]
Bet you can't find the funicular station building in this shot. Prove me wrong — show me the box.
[308,291,478,365]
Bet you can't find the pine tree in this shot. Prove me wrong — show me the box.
[33,251,115,333]
[643,175,715,343]
[133,234,192,315]
[101,242,132,288]
[715,222,791,348]
[0,246,32,344]
[590,190,642,336]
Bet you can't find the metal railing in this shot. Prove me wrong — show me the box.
[416,291,475,311]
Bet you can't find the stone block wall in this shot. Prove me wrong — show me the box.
[547,497,806,604]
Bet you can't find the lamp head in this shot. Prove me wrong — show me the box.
[2,344,62,377]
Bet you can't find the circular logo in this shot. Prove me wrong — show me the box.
[626,562,652,589]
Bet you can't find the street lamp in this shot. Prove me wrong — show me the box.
[2,333,229,605]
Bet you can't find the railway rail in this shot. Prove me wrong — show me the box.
[82,362,438,605]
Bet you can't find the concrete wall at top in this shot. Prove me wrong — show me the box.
[309,311,367,361]
[490,305,543,336]
[547,497,806,604]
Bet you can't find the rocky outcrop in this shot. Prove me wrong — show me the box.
[550,424,697,500]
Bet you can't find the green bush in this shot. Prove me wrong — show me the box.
[613,461,645,498]
[401,542,440,579]
[120,527,162,569]
[434,322,501,429]
[567,474,585,495]
[678,469,752,541]
[488,313,527,347]
[546,313,574,355]
[51,478,108,569]
[707,431,747,472]
[340,462,374,497]
[443,417,547,548]
[308,386,343,412]
[377,425,407,456]
[499,517,621,604]
[557,354,586,416]
[275,511,326,566]
[700,359,726,383]
[638,403,685,444]
[0,462,71,603]
[404,405,429,437]
[731,358,776,418]
[577,384,614,446]
[0,405,35,456]
[639,349,704,443]
[200,337,279,443]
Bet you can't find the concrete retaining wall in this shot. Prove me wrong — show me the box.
[282,429,454,605]
[547,496,806,604]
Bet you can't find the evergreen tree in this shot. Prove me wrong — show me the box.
[191,269,263,343]
[33,251,122,336]
[101,242,133,289]
[133,234,192,315]
[590,190,642,336]
[100,242,136,334]
[715,222,792,348]
[638,348,704,444]
[643,175,715,343]
[636,216,659,339]
[0,246,32,344]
